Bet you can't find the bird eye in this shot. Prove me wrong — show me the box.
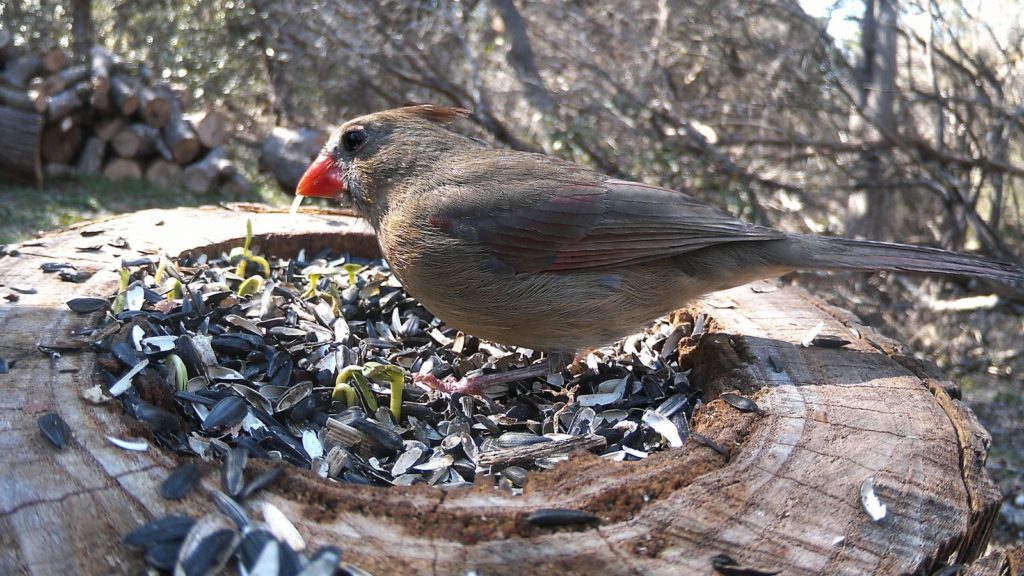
[342,128,367,153]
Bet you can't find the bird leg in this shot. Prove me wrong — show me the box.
[414,352,575,397]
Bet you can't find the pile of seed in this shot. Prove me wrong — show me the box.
[58,231,755,573]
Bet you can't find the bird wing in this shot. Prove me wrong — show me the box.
[429,178,784,274]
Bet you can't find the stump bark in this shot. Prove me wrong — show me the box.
[0,206,1011,576]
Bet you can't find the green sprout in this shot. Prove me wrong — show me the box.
[233,219,270,279]
[237,275,264,297]
[333,381,357,407]
[301,265,343,315]
[333,366,378,414]
[341,263,363,287]
[331,362,408,422]
[167,353,188,391]
[155,256,184,300]
[364,362,406,423]
[111,267,130,314]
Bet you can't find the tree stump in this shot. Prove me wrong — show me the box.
[0,206,1011,575]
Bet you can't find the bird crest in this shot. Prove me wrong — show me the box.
[399,104,470,125]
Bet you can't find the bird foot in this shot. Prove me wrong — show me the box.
[413,373,487,396]
[413,354,572,398]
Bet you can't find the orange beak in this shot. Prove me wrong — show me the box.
[296,153,346,198]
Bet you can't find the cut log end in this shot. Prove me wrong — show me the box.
[0,208,1004,576]
[102,157,142,181]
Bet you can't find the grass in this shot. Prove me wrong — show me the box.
[0,174,291,244]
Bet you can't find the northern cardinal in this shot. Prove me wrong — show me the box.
[297,105,1023,393]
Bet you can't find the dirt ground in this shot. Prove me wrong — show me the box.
[793,272,1024,548]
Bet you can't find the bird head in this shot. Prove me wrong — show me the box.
[296,105,471,224]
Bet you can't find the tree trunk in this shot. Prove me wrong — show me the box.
[0,207,1009,576]
[847,0,898,240]
[0,28,13,62]
[71,0,94,62]
[0,104,43,184]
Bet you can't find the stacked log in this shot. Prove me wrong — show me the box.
[0,37,245,194]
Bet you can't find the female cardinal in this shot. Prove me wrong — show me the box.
[297,105,1023,394]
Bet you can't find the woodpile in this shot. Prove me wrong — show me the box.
[0,36,248,195]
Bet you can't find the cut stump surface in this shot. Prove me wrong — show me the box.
[0,206,1009,575]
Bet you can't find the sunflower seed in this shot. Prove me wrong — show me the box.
[106,435,148,451]
[145,541,182,571]
[642,409,684,448]
[204,396,247,431]
[161,461,199,500]
[811,335,852,349]
[721,393,763,415]
[525,508,599,527]
[123,515,196,548]
[206,494,246,533]
[238,464,285,500]
[175,514,239,576]
[108,358,149,396]
[262,502,305,551]
[222,446,248,497]
[37,413,70,448]
[300,546,344,576]
[860,475,887,522]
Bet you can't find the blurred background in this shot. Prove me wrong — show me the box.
[1,0,1022,546]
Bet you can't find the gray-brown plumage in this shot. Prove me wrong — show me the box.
[297,105,1023,387]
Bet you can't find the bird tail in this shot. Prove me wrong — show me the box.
[786,234,1024,284]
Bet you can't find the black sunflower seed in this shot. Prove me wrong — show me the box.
[721,393,763,415]
[161,461,199,500]
[238,464,285,500]
[123,515,195,548]
[709,553,781,576]
[133,401,182,431]
[303,546,344,575]
[66,296,109,313]
[203,396,247,431]
[811,335,851,349]
[41,262,73,272]
[144,541,182,570]
[37,412,70,448]
[525,508,599,527]
[222,446,248,497]
[178,528,238,576]
[494,432,550,448]
[211,490,249,529]
[350,418,403,453]
[238,529,275,570]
